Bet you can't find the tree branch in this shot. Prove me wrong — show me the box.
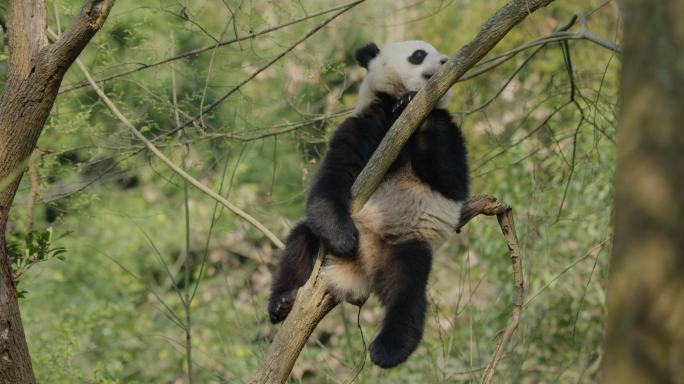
[48,0,116,72]
[252,1,553,382]
[455,195,524,384]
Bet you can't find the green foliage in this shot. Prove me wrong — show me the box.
[7,227,67,296]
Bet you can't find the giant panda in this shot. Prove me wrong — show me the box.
[268,40,469,368]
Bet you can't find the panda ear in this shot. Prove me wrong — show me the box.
[355,42,380,70]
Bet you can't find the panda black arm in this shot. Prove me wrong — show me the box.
[410,109,469,202]
[306,97,395,257]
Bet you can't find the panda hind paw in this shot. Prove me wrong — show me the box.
[369,332,417,368]
[268,289,298,324]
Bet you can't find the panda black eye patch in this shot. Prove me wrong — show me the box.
[408,49,427,65]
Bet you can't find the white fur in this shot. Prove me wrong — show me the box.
[321,257,371,304]
[354,167,462,248]
[354,40,451,115]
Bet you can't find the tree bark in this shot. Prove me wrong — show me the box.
[252,1,555,382]
[603,1,684,383]
[0,1,116,382]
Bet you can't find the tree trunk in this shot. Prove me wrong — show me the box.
[603,1,684,383]
[0,1,116,382]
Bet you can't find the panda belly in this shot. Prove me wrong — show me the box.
[355,165,462,247]
[321,165,462,303]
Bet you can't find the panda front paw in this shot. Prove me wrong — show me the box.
[392,91,418,117]
[307,198,359,257]
[325,217,359,258]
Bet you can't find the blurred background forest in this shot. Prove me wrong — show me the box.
[3,0,620,382]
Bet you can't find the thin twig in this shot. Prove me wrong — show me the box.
[474,100,572,170]
[102,253,186,330]
[173,0,364,133]
[459,22,619,84]
[463,14,582,115]
[555,39,586,223]
[465,45,544,115]
[197,10,234,131]
[198,108,352,142]
[173,46,194,383]
[182,162,193,384]
[190,149,235,303]
[131,219,185,305]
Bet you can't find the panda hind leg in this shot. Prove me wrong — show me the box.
[268,221,320,324]
[369,240,432,368]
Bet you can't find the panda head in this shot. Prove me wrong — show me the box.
[353,40,450,114]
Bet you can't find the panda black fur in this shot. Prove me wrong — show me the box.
[268,40,469,368]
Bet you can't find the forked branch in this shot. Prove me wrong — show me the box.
[456,195,524,384]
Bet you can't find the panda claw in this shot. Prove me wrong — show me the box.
[392,91,418,116]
